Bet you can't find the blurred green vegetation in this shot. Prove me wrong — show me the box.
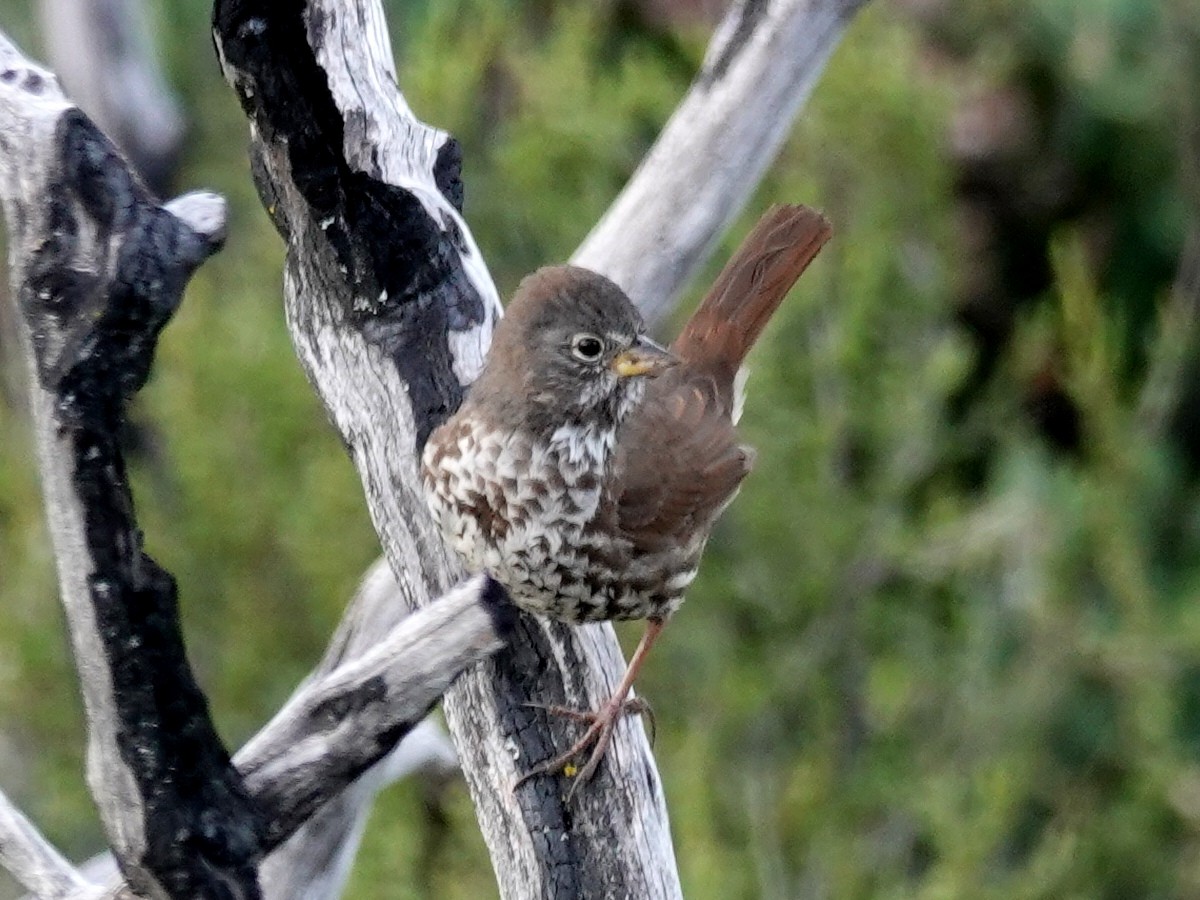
[1,0,1199,897]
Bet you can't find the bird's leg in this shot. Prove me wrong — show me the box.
[517,618,666,796]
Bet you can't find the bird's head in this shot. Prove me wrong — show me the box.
[474,265,677,432]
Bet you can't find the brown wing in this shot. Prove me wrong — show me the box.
[613,203,830,550]
[612,369,754,553]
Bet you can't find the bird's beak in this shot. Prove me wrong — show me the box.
[612,336,679,378]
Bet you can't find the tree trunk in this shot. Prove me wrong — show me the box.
[212,1,865,897]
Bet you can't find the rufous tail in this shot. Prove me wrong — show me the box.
[672,204,832,379]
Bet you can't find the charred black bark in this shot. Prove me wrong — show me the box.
[9,106,263,897]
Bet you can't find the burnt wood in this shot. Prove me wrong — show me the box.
[210,2,681,897]
[0,26,519,900]
[0,35,262,900]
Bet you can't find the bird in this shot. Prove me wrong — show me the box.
[422,204,832,789]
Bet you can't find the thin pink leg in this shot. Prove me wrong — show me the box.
[516,618,666,796]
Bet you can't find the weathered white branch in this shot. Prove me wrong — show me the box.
[0,788,103,900]
[45,577,499,900]
[74,561,474,900]
[38,0,185,194]
[256,558,461,900]
[574,0,868,327]
[236,575,511,850]
[212,0,866,895]
[212,2,681,895]
[257,717,457,900]
[0,30,264,899]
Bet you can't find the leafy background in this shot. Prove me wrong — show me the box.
[1,0,1199,897]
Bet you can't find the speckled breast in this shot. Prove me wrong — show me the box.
[422,417,691,623]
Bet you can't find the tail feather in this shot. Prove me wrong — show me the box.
[672,204,832,377]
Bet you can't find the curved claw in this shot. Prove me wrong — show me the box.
[515,697,655,799]
[623,696,656,746]
[515,619,667,798]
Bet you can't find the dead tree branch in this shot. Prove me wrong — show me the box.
[37,0,185,194]
[0,787,104,900]
[0,24,514,899]
[211,0,865,896]
[574,0,869,328]
[67,571,502,899]
[254,559,462,900]
[236,575,511,851]
[0,30,261,898]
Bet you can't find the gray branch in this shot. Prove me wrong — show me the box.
[0,788,103,900]
[38,0,185,194]
[0,30,262,899]
[255,558,463,900]
[237,575,512,852]
[257,717,457,900]
[212,0,865,897]
[575,0,868,328]
[69,571,502,900]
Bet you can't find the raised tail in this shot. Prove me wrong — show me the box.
[672,204,832,379]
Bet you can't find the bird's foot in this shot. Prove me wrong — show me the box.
[516,696,655,797]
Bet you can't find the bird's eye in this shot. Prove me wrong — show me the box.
[571,333,604,361]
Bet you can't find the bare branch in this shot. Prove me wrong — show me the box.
[74,563,482,900]
[211,1,681,894]
[237,575,513,851]
[0,29,261,898]
[256,558,462,900]
[0,788,103,900]
[257,717,457,900]
[574,0,868,327]
[38,0,186,194]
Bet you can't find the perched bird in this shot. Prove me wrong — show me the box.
[422,204,832,787]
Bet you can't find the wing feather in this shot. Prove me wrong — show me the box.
[612,204,829,553]
[613,370,752,552]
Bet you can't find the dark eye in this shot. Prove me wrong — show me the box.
[571,333,604,362]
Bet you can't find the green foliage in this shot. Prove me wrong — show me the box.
[400,0,695,290]
[1,0,1199,897]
